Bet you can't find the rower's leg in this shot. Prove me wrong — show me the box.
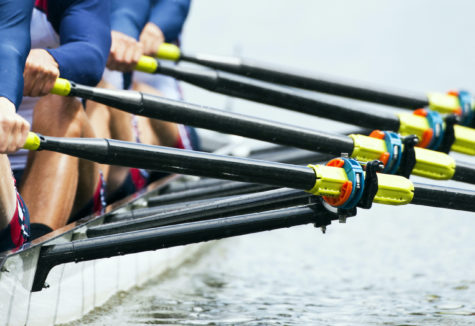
[86,80,134,194]
[0,156,17,230]
[0,155,30,250]
[19,94,82,230]
[71,108,101,217]
[85,80,113,181]
[132,81,180,147]
[107,102,136,191]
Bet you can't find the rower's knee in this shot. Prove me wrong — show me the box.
[32,94,84,138]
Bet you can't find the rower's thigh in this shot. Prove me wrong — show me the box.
[32,94,83,137]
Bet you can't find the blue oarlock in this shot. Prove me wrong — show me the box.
[457,90,474,126]
[382,131,403,174]
[425,110,445,150]
[339,158,365,209]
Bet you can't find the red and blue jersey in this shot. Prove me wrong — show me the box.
[0,192,30,252]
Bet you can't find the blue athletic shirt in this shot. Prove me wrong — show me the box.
[149,0,191,42]
[35,0,111,86]
[111,0,191,42]
[110,0,150,39]
[0,0,34,108]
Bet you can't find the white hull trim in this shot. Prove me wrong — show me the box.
[1,239,210,325]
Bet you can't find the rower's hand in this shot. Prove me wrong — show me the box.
[139,22,165,57]
[107,31,143,72]
[23,49,60,97]
[0,98,30,153]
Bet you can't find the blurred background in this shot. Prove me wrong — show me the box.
[73,1,475,325]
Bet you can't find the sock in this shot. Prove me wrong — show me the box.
[29,223,53,241]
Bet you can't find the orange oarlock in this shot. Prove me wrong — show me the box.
[446,91,463,116]
[412,109,434,148]
[369,130,390,166]
[322,158,353,207]
[447,90,459,97]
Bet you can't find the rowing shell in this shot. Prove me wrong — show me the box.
[0,173,214,326]
[0,130,240,325]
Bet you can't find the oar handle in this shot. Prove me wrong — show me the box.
[23,132,41,151]
[156,43,181,61]
[135,56,159,74]
[50,45,178,94]
[51,78,72,96]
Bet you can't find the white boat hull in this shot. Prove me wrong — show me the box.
[1,241,210,325]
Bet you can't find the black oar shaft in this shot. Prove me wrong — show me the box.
[412,182,475,212]
[146,152,331,207]
[37,135,317,190]
[155,64,401,131]
[159,148,326,195]
[124,150,331,215]
[69,83,355,156]
[147,182,274,207]
[249,147,333,165]
[125,144,326,215]
[66,82,475,187]
[162,178,230,194]
[107,197,221,222]
[452,161,475,185]
[180,53,429,109]
[88,188,311,237]
[161,146,333,194]
[32,203,334,291]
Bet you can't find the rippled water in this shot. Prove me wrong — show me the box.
[69,204,475,325]
[68,1,475,325]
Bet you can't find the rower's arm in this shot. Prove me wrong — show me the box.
[0,0,33,108]
[111,0,151,39]
[46,0,111,86]
[149,0,191,42]
[0,0,32,238]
